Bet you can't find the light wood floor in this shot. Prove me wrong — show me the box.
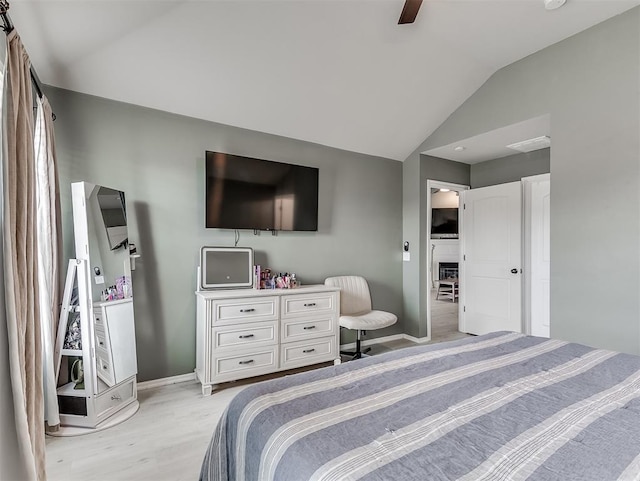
[45,333,467,481]
[430,288,469,343]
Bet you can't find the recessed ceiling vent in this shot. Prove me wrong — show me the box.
[506,135,551,153]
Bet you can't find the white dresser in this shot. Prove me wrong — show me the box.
[195,285,341,395]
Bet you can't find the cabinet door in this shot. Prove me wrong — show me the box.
[103,301,137,383]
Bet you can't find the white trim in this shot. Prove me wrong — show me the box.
[402,333,431,344]
[426,180,469,340]
[522,173,551,337]
[521,173,550,183]
[137,372,197,391]
[340,333,431,350]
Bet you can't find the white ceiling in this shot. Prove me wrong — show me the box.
[9,0,640,161]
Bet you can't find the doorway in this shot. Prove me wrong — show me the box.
[426,180,469,342]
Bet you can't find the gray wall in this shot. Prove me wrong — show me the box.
[470,148,550,188]
[404,8,640,353]
[47,87,404,381]
[402,154,469,338]
[402,149,546,339]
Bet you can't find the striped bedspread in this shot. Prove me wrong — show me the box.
[200,332,640,481]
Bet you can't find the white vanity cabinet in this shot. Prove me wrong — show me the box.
[54,181,138,434]
[195,286,340,395]
[93,298,137,387]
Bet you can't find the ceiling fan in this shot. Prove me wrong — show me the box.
[398,0,423,24]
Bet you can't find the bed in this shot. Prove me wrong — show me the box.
[200,331,640,481]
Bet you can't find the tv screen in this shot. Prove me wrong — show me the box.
[205,151,319,231]
[431,208,458,237]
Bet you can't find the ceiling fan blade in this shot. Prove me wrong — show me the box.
[398,0,423,24]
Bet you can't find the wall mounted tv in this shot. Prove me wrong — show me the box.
[205,151,319,231]
[431,208,458,239]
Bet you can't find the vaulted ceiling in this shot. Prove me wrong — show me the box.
[10,0,640,161]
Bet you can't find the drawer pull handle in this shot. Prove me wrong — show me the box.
[303,348,316,353]
[102,364,108,370]
[303,325,316,330]
[99,341,104,346]
[238,334,255,339]
[240,308,255,313]
[304,303,316,307]
[111,394,122,401]
[238,359,255,365]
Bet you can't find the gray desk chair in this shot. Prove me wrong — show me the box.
[324,275,397,360]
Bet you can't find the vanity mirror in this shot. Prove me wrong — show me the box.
[54,181,138,432]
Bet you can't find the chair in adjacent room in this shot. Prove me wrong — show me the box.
[324,275,397,361]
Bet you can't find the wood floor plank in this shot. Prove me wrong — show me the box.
[46,322,469,480]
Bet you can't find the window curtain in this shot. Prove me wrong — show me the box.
[2,29,46,481]
[35,94,61,432]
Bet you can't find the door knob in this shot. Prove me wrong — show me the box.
[510,268,519,274]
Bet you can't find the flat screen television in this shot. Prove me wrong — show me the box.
[431,208,458,238]
[205,151,319,231]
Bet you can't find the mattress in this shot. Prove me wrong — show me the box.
[200,331,640,481]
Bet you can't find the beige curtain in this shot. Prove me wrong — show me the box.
[35,95,62,431]
[3,29,45,481]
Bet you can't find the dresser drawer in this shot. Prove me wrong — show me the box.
[93,309,104,328]
[96,349,115,387]
[94,325,110,353]
[213,321,277,350]
[213,297,278,325]
[280,336,336,370]
[281,293,337,318]
[212,348,277,382]
[281,317,334,342]
[96,377,135,422]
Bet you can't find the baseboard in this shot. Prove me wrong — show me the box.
[340,333,411,350]
[403,333,431,344]
[137,372,196,391]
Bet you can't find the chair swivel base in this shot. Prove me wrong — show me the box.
[340,335,370,361]
[340,346,371,361]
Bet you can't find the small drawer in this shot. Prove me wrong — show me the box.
[280,336,336,370]
[94,327,110,352]
[96,378,135,422]
[213,321,277,350]
[282,317,334,342]
[212,348,277,382]
[282,293,336,318]
[96,351,115,387]
[214,297,278,324]
[93,309,104,328]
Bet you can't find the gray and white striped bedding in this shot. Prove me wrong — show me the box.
[200,331,640,481]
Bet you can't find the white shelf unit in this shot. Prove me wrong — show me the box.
[195,285,341,395]
[52,182,139,434]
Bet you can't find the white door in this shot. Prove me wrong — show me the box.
[530,178,550,337]
[461,181,522,335]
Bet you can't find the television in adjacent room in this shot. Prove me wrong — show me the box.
[431,207,459,238]
[205,151,319,231]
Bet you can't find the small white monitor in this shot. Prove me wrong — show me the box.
[200,247,254,289]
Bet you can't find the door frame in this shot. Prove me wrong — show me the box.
[425,180,469,341]
[522,173,551,336]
